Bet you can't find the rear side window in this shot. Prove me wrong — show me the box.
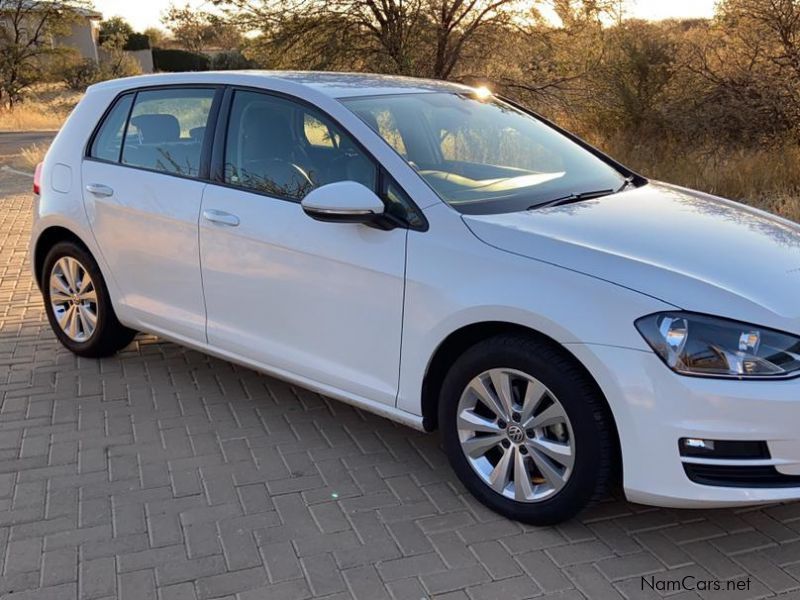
[90,94,134,162]
[120,88,215,177]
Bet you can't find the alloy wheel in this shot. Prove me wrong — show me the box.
[49,256,98,343]
[456,368,575,502]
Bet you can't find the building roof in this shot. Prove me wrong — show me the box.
[88,70,475,99]
[0,1,102,19]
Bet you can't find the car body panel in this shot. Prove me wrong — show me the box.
[464,182,800,334]
[199,183,407,405]
[396,201,678,415]
[30,87,124,307]
[570,342,800,507]
[81,160,208,341]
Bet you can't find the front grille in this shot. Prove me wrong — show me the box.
[684,463,800,488]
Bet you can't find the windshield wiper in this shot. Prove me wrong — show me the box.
[528,176,638,211]
[528,188,615,211]
[616,175,636,193]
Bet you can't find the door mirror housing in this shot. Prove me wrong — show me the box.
[301,181,385,224]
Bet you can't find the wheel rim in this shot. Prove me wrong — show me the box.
[49,257,98,343]
[457,368,575,503]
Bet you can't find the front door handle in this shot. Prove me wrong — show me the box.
[85,183,114,197]
[203,209,240,227]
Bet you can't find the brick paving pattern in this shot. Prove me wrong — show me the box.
[2,171,800,598]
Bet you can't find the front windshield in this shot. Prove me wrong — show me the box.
[343,92,627,214]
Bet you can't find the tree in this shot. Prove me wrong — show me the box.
[215,0,426,74]
[214,0,522,78]
[475,0,617,109]
[162,3,242,53]
[718,0,800,81]
[100,31,142,79]
[142,26,166,47]
[0,0,87,106]
[688,0,800,141]
[591,20,678,133]
[98,15,133,45]
[427,0,521,79]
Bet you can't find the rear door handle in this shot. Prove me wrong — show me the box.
[203,209,240,227]
[85,183,114,197]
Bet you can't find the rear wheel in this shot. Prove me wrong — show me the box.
[439,334,614,524]
[42,241,136,357]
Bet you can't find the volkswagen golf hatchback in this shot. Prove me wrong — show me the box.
[31,71,800,524]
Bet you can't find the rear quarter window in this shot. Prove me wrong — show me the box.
[89,93,134,162]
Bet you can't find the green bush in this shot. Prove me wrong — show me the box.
[124,33,151,51]
[62,58,101,90]
[210,51,255,70]
[152,48,210,72]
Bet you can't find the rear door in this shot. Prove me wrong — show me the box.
[81,86,220,342]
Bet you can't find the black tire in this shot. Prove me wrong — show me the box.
[439,333,615,525]
[42,241,136,357]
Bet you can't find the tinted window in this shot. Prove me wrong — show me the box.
[121,88,215,177]
[224,90,377,200]
[384,176,424,229]
[303,114,340,148]
[344,93,626,215]
[90,93,133,162]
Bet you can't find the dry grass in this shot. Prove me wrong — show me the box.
[0,84,81,132]
[593,135,800,222]
[18,143,48,168]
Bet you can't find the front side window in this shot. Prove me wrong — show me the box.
[90,93,134,162]
[303,114,340,148]
[344,93,627,215]
[120,88,215,177]
[223,90,377,200]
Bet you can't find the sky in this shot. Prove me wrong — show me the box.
[93,0,718,33]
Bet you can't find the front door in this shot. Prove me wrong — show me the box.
[199,89,407,405]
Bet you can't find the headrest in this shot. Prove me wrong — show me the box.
[130,114,180,144]
[240,104,293,158]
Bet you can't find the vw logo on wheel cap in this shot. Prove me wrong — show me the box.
[507,425,525,443]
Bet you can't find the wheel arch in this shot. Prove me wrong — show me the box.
[33,226,92,290]
[420,321,622,473]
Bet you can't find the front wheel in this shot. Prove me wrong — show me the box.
[439,334,615,525]
[42,241,136,357]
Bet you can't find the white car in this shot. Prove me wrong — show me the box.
[30,71,800,524]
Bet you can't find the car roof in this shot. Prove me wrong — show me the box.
[87,70,476,99]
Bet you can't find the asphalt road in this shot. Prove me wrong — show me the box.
[0,131,57,158]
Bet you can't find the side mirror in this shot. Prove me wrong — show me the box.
[301,181,385,224]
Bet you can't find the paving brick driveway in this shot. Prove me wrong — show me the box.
[2,169,800,600]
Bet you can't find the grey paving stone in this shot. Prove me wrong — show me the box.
[343,565,391,600]
[466,574,541,600]
[118,569,156,600]
[301,552,346,596]
[41,547,77,586]
[195,566,268,599]
[79,557,115,600]
[4,537,42,575]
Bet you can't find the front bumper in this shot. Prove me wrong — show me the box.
[568,343,800,508]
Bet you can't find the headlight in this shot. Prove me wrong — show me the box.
[635,312,800,378]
